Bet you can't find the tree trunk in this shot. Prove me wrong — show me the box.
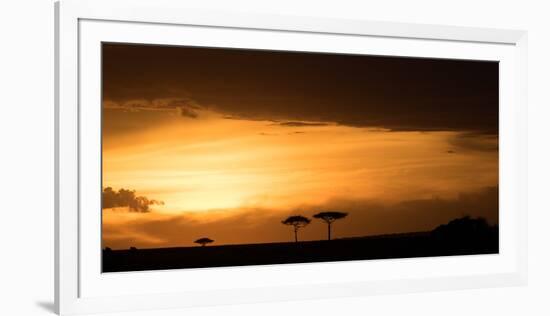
[328,223,331,241]
[294,227,298,243]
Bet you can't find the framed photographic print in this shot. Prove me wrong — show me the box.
[55,0,527,314]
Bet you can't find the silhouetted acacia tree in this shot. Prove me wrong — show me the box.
[194,237,214,247]
[313,212,348,240]
[281,215,311,242]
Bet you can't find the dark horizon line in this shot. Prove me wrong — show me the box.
[103,224,498,251]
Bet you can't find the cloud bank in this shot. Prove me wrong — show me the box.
[102,187,164,213]
[102,43,498,134]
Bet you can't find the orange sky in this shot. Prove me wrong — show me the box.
[101,43,499,250]
[102,106,498,249]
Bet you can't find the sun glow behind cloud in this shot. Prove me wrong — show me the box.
[102,106,498,219]
[101,44,499,249]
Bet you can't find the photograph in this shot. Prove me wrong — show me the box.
[101,43,499,272]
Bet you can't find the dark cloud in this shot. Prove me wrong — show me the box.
[176,106,199,118]
[102,187,164,213]
[103,186,497,249]
[104,97,203,118]
[275,121,330,127]
[448,132,499,152]
[102,43,499,134]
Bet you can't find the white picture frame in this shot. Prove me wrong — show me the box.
[55,0,528,314]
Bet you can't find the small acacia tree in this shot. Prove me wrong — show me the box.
[282,215,311,242]
[194,237,214,247]
[313,212,348,241]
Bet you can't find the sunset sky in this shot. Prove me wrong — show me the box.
[101,43,499,249]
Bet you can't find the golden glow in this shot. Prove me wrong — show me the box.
[104,112,496,211]
[101,43,499,250]
[102,107,498,248]
[103,107,498,247]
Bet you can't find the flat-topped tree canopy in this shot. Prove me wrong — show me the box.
[282,215,311,227]
[313,212,348,223]
[194,237,214,246]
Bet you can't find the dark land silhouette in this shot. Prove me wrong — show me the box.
[102,216,498,272]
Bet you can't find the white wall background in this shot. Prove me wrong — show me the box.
[0,0,548,315]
